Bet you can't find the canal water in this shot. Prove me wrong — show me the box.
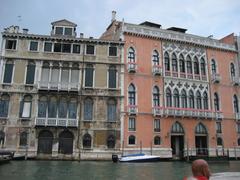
[0,161,240,180]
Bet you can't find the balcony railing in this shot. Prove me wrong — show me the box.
[232,76,240,86]
[35,118,78,127]
[38,81,80,91]
[152,107,215,119]
[127,62,137,73]
[235,113,240,120]
[152,65,162,76]
[211,73,221,83]
[128,105,138,115]
[214,111,224,120]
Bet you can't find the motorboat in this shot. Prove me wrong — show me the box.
[112,153,161,163]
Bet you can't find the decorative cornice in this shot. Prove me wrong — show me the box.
[2,32,124,45]
[123,23,237,52]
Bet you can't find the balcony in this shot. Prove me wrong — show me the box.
[214,111,224,120]
[232,77,239,86]
[127,63,137,73]
[152,107,164,116]
[235,113,240,120]
[128,105,138,115]
[211,73,221,83]
[159,107,214,119]
[152,65,162,76]
[35,118,78,127]
[38,81,80,91]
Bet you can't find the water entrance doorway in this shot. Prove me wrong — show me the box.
[37,130,53,154]
[195,123,208,156]
[171,122,185,159]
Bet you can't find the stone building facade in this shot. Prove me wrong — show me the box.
[0,19,124,160]
[101,12,240,159]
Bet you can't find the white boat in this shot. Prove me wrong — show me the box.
[112,153,161,163]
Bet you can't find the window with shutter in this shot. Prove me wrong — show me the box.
[26,62,35,84]
[85,65,93,87]
[108,66,116,88]
[3,61,13,83]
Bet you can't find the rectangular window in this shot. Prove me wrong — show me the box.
[128,117,136,131]
[29,41,38,51]
[58,101,67,118]
[55,27,63,35]
[54,43,62,52]
[44,42,52,52]
[237,123,240,133]
[216,122,222,134]
[5,39,16,50]
[108,103,116,121]
[20,102,31,118]
[73,44,80,53]
[26,63,35,84]
[85,65,93,87]
[108,67,117,88]
[154,119,160,132]
[64,28,73,36]
[38,101,47,117]
[71,69,79,83]
[0,100,9,117]
[62,44,71,53]
[86,45,95,55]
[69,102,77,119]
[3,63,13,84]
[48,101,57,118]
[109,46,117,56]
[41,68,49,83]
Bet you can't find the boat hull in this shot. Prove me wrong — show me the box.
[119,157,161,163]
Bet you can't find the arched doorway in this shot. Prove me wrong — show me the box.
[195,123,208,155]
[37,130,53,154]
[58,130,73,154]
[171,122,184,158]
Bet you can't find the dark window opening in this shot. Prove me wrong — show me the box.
[5,40,16,50]
[30,41,38,51]
[64,28,73,36]
[109,46,117,56]
[55,27,63,35]
[44,42,52,52]
[128,135,136,145]
[62,44,71,53]
[154,136,161,145]
[54,43,62,52]
[73,44,80,53]
[86,45,95,55]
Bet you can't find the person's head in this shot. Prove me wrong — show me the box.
[191,159,210,179]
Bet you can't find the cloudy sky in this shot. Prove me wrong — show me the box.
[0,0,240,40]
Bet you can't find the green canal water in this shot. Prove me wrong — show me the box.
[0,161,240,180]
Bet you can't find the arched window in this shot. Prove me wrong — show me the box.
[0,131,5,146]
[84,97,93,120]
[19,95,32,118]
[166,88,172,107]
[108,65,117,88]
[211,59,217,74]
[195,123,207,134]
[128,84,136,105]
[153,86,160,106]
[19,131,28,146]
[48,96,57,118]
[83,133,92,149]
[26,61,36,84]
[186,55,192,74]
[107,135,115,149]
[154,136,161,145]
[230,63,235,78]
[71,63,79,85]
[164,52,170,71]
[233,95,239,113]
[217,137,223,146]
[189,90,195,108]
[194,57,199,75]
[38,96,47,118]
[58,97,67,118]
[152,50,159,65]
[61,62,69,86]
[58,130,74,154]
[203,92,208,110]
[3,60,14,83]
[181,89,187,108]
[68,98,77,119]
[51,62,59,86]
[179,54,185,73]
[173,89,180,108]
[200,58,206,76]
[172,53,178,72]
[107,98,117,121]
[214,93,220,111]
[196,91,202,109]
[0,94,10,117]
[128,47,135,63]
[171,122,184,134]
[128,135,136,145]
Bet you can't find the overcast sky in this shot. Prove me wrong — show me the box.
[1,0,240,40]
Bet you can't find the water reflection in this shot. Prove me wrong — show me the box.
[0,161,239,180]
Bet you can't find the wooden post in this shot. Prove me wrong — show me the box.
[122,140,124,156]
[140,141,142,154]
[186,139,189,162]
[150,141,152,155]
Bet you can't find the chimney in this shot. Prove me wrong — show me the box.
[80,33,84,38]
[111,11,116,22]
[22,28,29,34]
